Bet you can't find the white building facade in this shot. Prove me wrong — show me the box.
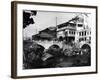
[57,13,91,45]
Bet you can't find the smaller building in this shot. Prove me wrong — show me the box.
[32,27,57,41]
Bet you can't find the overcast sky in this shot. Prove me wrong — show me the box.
[23,11,90,38]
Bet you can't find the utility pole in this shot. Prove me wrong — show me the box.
[56,17,58,39]
[56,17,57,26]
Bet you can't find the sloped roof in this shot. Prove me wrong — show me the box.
[32,27,57,40]
[57,15,84,29]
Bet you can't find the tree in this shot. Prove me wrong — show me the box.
[23,10,37,28]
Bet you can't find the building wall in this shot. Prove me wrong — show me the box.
[75,28,91,43]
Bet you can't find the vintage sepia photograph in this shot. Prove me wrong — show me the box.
[23,10,91,69]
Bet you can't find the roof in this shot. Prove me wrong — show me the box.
[57,15,84,29]
[32,27,57,40]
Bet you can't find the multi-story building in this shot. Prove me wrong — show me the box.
[57,14,91,45]
[57,21,76,42]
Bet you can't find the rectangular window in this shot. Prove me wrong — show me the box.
[82,32,84,36]
[85,31,86,36]
[78,24,83,27]
[79,32,81,36]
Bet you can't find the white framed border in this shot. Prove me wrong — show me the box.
[11,1,97,78]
